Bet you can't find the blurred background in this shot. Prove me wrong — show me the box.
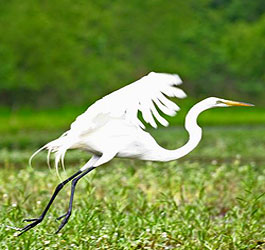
[0,0,264,131]
[1,0,264,107]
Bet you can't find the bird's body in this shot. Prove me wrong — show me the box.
[36,72,202,168]
[35,72,187,168]
[12,72,253,235]
[69,118,159,160]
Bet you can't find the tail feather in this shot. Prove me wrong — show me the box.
[29,134,75,177]
[29,145,47,168]
[60,149,66,172]
[47,147,52,171]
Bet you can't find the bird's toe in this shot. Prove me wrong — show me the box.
[23,217,40,222]
[55,212,72,233]
[56,213,68,221]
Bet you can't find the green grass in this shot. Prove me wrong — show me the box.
[0,125,265,249]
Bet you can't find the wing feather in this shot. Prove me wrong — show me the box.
[70,72,187,135]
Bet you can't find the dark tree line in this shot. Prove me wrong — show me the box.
[0,0,264,108]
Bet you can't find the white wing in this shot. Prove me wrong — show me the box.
[70,72,186,135]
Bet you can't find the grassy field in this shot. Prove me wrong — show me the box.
[0,123,265,249]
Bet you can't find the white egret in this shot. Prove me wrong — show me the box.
[12,72,253,235]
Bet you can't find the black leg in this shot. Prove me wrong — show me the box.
[55,166,96,233]
[12,169,83,236]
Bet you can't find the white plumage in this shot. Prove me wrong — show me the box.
[71,72,185,130]
[14,71,253,235]
[31,72,187,171]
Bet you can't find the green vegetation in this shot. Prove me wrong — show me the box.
[0,0,264,248]
[0,0,264,107]
[0,125,265,249]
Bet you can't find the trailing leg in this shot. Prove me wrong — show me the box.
[55,153,116,233]
[12,169,83,236]
[56,167,96,233]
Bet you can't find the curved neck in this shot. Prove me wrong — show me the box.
[157,101,208,162]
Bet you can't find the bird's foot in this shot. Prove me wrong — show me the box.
[56,213,68,221]
[8,217,43,236]
[55,211,71,234]
[23,217,40,222]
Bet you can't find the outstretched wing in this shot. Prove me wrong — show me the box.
[70,72,186,135]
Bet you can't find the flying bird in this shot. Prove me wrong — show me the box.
[12,72,253,235]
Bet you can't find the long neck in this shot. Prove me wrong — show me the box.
[157,101,207,162]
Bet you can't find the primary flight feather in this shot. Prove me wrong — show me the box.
[71,72,186,131]
[11,72,253,235]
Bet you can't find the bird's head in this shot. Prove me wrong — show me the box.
[204,97,254,109]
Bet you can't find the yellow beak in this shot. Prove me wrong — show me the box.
[222,100,255,107]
